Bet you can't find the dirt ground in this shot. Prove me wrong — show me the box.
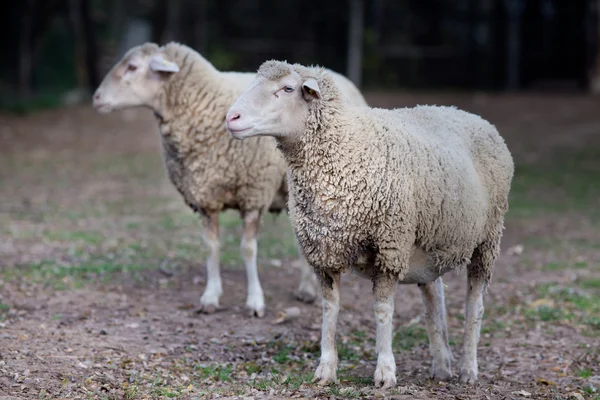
[0,92,599,400]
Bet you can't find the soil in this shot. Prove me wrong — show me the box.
[0,92,598,399]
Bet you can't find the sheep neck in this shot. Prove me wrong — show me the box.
[152,51,231,157]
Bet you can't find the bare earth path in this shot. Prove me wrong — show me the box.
[0,92,598,399]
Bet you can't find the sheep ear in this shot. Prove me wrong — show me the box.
[149,55,180,73]
[302,78,321,101]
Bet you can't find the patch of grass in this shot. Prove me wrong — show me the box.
[392,324,428,352]
[537,306,564,322]
[338,342,361,361]
[481,320,508,335]
[544,261,568,271]
[328,386,361,398]
[577,368,592,378]
[508,148,600,221]
[44,229,105,245]
[529,283,600,335]
[194,364,232,382]
[273,345,292,364]
[581,278,600,290]
[0,302,10,321]
[3,258,149,289]
[242,361,262,375]
[340,375,373,385]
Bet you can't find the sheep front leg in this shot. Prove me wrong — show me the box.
[241,210,265,317]
[373,273,397,389]
[293,237,319,303]
[419,277,453,381]
[312,271,340,386]
[199,211,222,313]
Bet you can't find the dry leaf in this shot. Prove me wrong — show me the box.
[529,298,555,309]
[272,307,301,325]
[568,393,584,400]
[511,390,531,397]
[536,377,555,385]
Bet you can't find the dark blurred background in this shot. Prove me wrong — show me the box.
[0,0,599,111]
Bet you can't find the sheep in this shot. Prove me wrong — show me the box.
[92,43,368,318]
[225,60,514,387]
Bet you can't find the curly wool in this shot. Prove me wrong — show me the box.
[260,63,514,283]
[154,43,288,215]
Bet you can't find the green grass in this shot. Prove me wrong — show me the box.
[3,258,149,289]
[577,368,592,378]
[194,364,232,382]
[44,230,105,245]
[527,282,600,335]
[0,302,10,321]
[508,148,600,221]
[392,324,428,352]
[481,320,508,335]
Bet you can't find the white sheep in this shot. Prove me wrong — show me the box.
[92,43,367,317]
[225,60,514,387]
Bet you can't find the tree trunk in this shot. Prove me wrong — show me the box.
[192,0,208,52]
[164,0,182,43]
[68,0,88,92]
[18,0,34,99]
[347,0,364,87]
[81,0,100,89]
[590,0,600,93]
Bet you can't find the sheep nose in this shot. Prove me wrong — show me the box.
[227,112,241,123]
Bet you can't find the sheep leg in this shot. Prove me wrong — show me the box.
[199,211,222,313]
[241,209,265,318]
[293,238,319,303]
[312,271,340,386]
[373,272,397,389]
[419,277,453,381]
[459,237,498,384]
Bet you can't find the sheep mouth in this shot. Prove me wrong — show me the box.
[227,126,252,137]
[93,103,112,113]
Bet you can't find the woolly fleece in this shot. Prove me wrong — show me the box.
[257,61,514,283]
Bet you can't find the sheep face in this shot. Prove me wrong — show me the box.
[225,71,321,141]
[93,43,180,114]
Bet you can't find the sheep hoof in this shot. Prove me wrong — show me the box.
[246,294,266,318]
[197,304,218,314]
[458,365,478,385]
[312,362,337,386]
[294,288,318,304]
[431,367,453,381]
[431,355,453,381]
[247,305,265,318]
[374,363,397,389]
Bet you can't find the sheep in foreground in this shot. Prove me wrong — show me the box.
[225,60,514,387]
[92,43,367,317]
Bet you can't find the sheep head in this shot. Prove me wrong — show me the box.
[225,60,323,141]
[93,42,180,113]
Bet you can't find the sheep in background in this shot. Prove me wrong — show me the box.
[92,43,367,317]
[226,60,514,386]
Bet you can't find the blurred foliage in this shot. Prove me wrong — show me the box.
[0,0,595,113]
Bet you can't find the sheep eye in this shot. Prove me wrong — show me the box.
[283,86,294,93]
[127,64,138,72]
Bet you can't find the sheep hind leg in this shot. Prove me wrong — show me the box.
[293,237,319,303]
[418,277,453,381]
[199,211,222,313]
[459,237,499,384]
[312,271,340,386]
[373,273,398,389]
[241,209,265,318]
